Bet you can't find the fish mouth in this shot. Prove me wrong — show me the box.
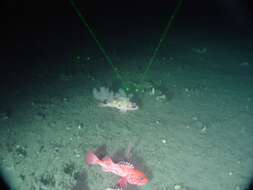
[130,103,138,110]
[137,177,149,185]
[127,106,138,111]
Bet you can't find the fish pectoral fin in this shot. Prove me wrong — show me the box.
[118,177,128,188]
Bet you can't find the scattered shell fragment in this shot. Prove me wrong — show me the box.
[192,47,207,54]
[150,87,155,95]
[174,184,182,190]
[156,94,166,101]
[174,184,188,190]
[201,126,207,133]
[240,62,249,66]
[155,120,161,125]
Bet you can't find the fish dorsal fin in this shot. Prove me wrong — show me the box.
[118,161,134,168]
[102,156,113,164]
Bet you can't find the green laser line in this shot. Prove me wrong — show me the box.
[69,0,127,90]
[140,0,183,83]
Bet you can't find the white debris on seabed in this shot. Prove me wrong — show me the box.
[200,126,207,134]
[105,188,122,190]
[174,183,188,190]
[192,116,198,121]
[0,111,9,120]
[146,87,167,101]
[191,47,207,54]
[156,94,166,101]
[149,87,155,95]
[155,120,161,125]
[59,73,72,81]
[174,184,182,190]
[239,62,249,66]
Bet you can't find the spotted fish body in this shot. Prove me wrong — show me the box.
[98,99,139,112]
[86,151,149,188]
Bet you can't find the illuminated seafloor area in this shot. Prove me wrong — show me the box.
[0,1,253,190]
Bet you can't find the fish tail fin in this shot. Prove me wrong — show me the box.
[86,151,99,165]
